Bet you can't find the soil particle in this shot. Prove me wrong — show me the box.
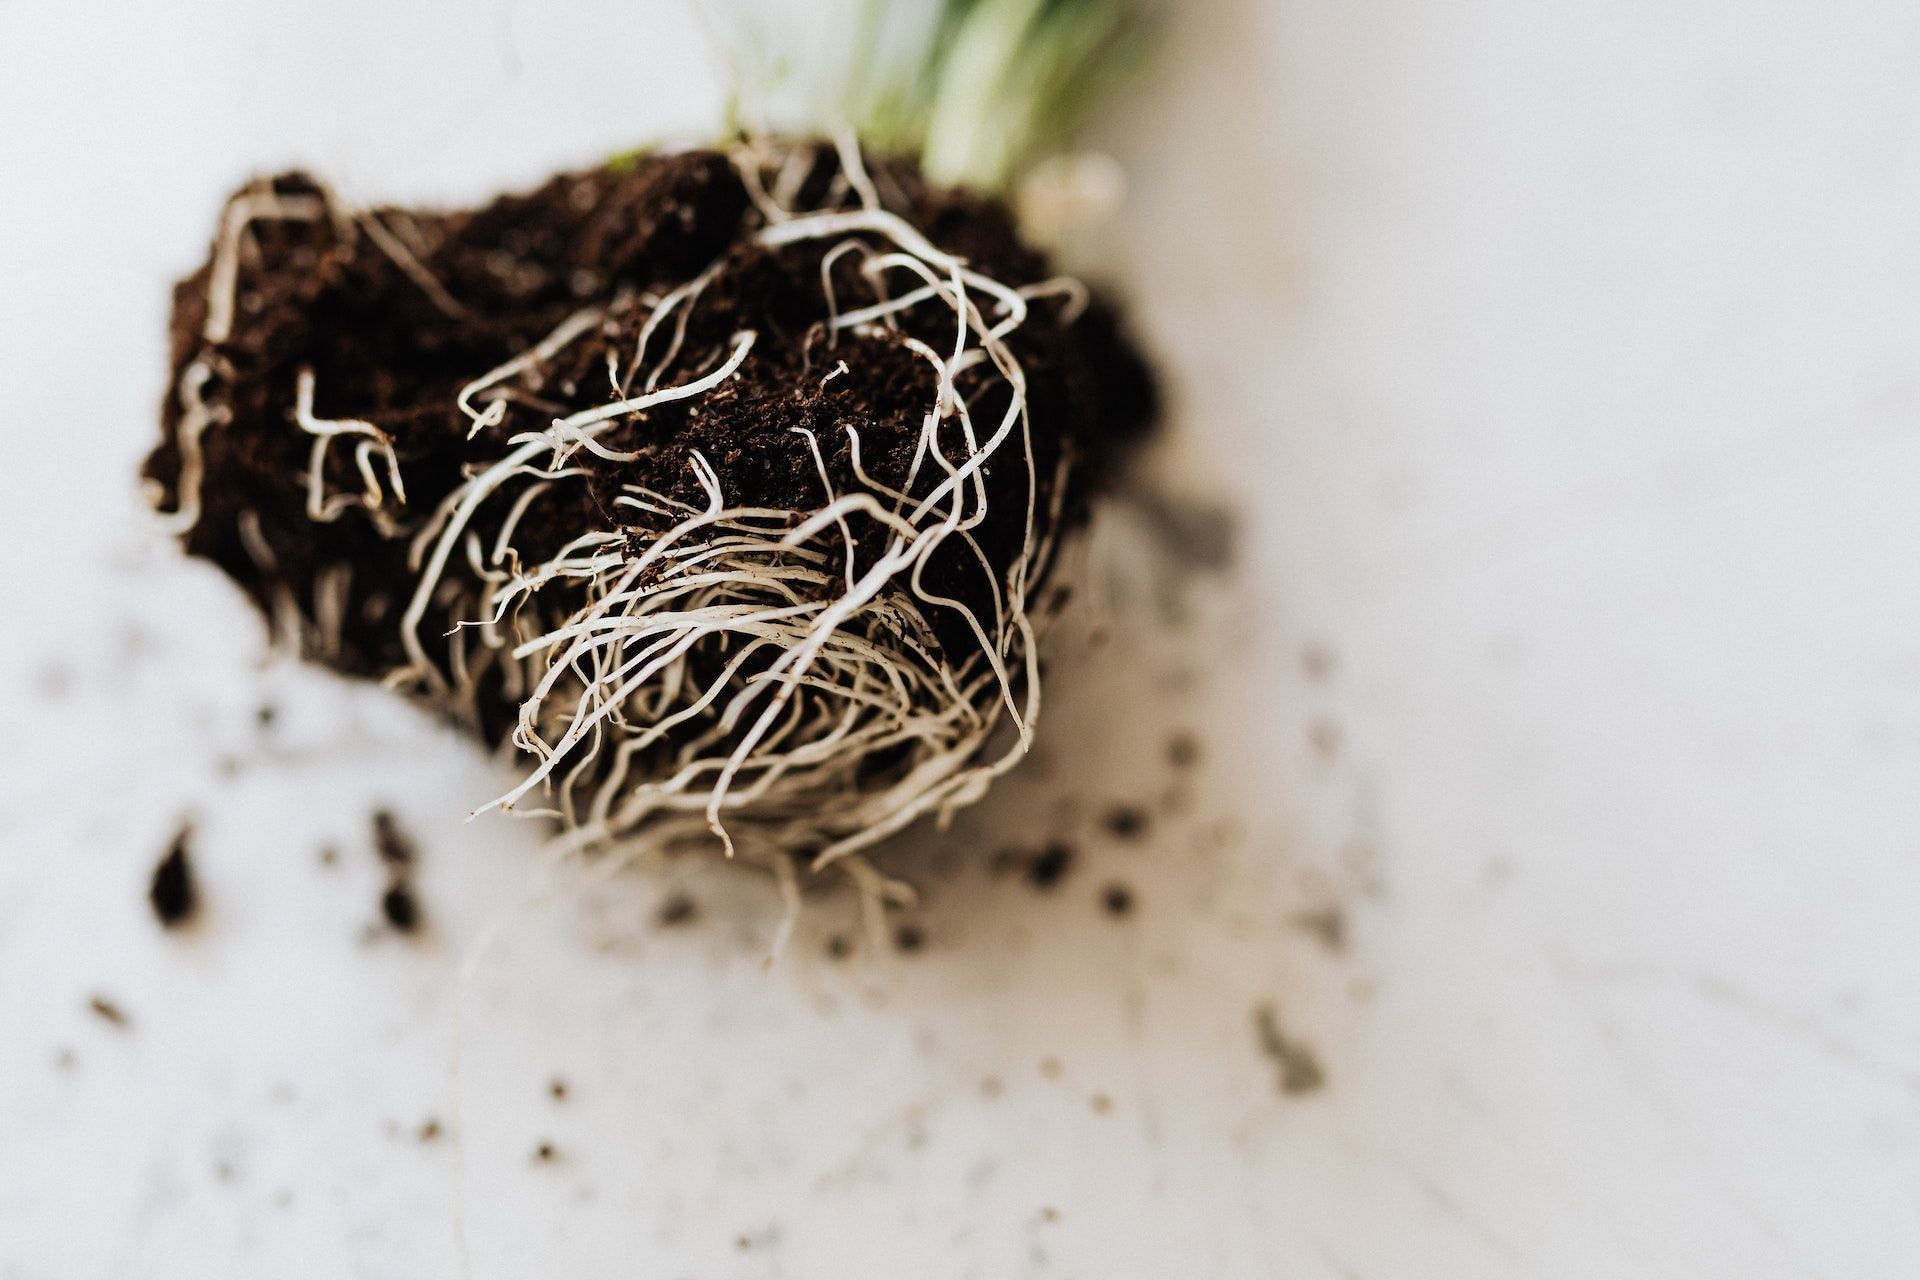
[418,1117,442,1141]
[548,1078,569,1101]
[657,892,698,926]
[533,1141,557,1163]
[1291,905,1347,953]
[1166,732,1201,769]
[1025,842,1075,889]
[149,824,199,928]
[88,995,129,1028]
[1102,805,1148,840]
[1253,1003,1325,1096]
[824,933,853,960]
[893,922,926,953]
[1100,882,1134,917]
[1301,642,1338,683]
[380,880,422,933]
[372,810,416,867]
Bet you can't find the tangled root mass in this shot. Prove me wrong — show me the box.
[145,141,1155,872]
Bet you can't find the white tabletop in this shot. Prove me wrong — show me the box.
[3,2,1916,1276]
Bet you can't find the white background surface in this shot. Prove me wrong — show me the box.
[3,1,1919,1276]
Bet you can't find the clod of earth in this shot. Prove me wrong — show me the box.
[149,824,199,927]
[1253,1003,1325,1096]
[143,139,1154,888]
[380,880,422,934]
[1025,842,1075,889]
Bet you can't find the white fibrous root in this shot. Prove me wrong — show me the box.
[294,367,407,532]
[395,141,1080,874]
[156,178,350,536]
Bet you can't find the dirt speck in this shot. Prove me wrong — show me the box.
[380,881,422,933]
[149,824,199,928]
[1100,882,1135,917]
[1301,641,1338,683]
[533,1141,557,1163]
[825,933,853,960]
[549,1078,569,1102]
[657,892,698,926]
[1254,1003,1325,1095]
[1102,806,1148,840]
[893,922,926,953]
[88,995,129,1028]
[1167,732,1201,769]
[418,1118,442,1141]
[1025,843,1074,889]
[372,809,416,867]
[1291,905,1347,953]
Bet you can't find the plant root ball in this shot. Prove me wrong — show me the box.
[145,142,1156,864]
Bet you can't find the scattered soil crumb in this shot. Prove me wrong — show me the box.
[380,881,422,933]
[318,845,339,867]
[1167,732,1201,769]
[1102,806,1149,840]
[1038,1056,1063,1081]
[549,1078,569,1102]
[1291,905,1347,953]
[980,1075,1004,1099]
[1039,1206,1061,1224]
[533,1141,557,1163]
[372,810,416,867]
[1090,1093,1113,1115]
[657,892,698,926]
[418,1118,442,1141]
[36,663,73,701]
[1026,843,1075,889]
[149,824,199,928]
[1254,1003,1325,1095]
[255,702,277,729]
[1101,883,1135,917]
[88,995,129,1028]
[825,933,853,960]
[893,922,926,953]
[1301,641,1338,683]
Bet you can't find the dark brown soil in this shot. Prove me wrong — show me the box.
[88,995,129,1027]
[1025,842,1075,889]
[146,144,1156,737]
[656,892,698,926]
[380,880,422,933]
[149,824,199,927]
[372,810,416,867]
